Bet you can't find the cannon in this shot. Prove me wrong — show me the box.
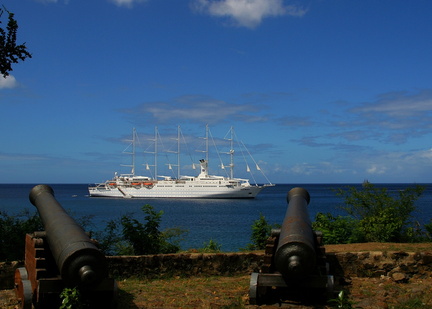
[249,187,333,305]
[14,185,117,309]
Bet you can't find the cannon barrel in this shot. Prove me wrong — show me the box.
[29,185,108,287]
[274,187,316,277]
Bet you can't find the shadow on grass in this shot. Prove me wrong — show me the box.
[117,288,140,309]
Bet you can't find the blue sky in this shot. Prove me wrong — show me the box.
[1,0,431,184]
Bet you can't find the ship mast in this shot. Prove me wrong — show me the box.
[197,124,210,164]
[205,124,209,163]
[144,127,158,179]
[121,128,137,176]
[222,126,235,179]
[177,126,181,179]
[229,126,234,179]
[168,125,181,179]
[154,127,158,179]
[132,128,136,176]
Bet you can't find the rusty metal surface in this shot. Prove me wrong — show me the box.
[249,187,333,305]
[29,185,107,287]
[274,187,316,278]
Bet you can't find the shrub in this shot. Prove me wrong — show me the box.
[98,204,187,255]
[312,212,361,244]
[246,213,275,250]
[424,220,432,240]
[335,183,425,242]
[0,209,43,261]
[200,239,222,253]
[60,287,82,309]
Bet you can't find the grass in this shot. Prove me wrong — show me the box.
[117,275,250,308]
[3,274,432,308]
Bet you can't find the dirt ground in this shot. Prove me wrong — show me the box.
[2,243,432,308]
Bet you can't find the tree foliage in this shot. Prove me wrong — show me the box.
[0,204,187,261]
[314,183,426,244]
[0,209,96,261]
[0,6,32,77]
[97,204,187,255]
[0,210,43,261]
[312,213,360,244]
[246,213,275,250]
[200,239,222,253]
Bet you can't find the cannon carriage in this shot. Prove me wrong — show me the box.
[249,187,334,305]
[14,185,117,309]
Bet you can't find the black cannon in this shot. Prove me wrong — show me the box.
[14,185,117,309]
[249,187,333,305]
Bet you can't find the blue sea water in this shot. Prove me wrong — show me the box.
[1,183,431,252]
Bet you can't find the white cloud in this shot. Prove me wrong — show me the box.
[366,165,386,175]
[329,89,432,144]
[121,95,259,124]
[193,0,307,28]
[0,75,18,89]
[420,148,432,159]
[290,161,347,176]
[352,90,432,117]
[35,0,72,3]
[109,0,148,8]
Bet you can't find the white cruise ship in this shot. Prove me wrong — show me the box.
[88,126,274,199]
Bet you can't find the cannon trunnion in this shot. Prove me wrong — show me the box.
[14,185,117,309]
[249,187,334,305]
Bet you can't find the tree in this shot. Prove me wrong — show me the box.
[98,204,188,255]
[335,183,425,242]
[0,6,32,77]
[312,212,360,244]
[0,210,43,261]
[0,209,95,261]
[247,213,274,250]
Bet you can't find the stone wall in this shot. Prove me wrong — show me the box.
[106,251,432,282]
[2,251,432,289]
[106,252,263,279]
[327,251,432,282]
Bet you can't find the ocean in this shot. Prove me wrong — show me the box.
[1,183,431,252]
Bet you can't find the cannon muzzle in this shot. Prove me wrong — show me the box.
[29,185,108,287]
[274,187,315,277]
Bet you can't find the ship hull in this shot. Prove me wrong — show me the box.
[88,183,265,199]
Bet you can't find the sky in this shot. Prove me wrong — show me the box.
[0,0,432,184]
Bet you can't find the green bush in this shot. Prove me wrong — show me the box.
[424,220,432,240]
[312,212,360,244]
[60,287,82,309]
[334,183,425,243]
[97,204,188,255]
[0,204,187,260]
[200,239,222,253]
[246,213,276,250]
[0,210,43,261]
